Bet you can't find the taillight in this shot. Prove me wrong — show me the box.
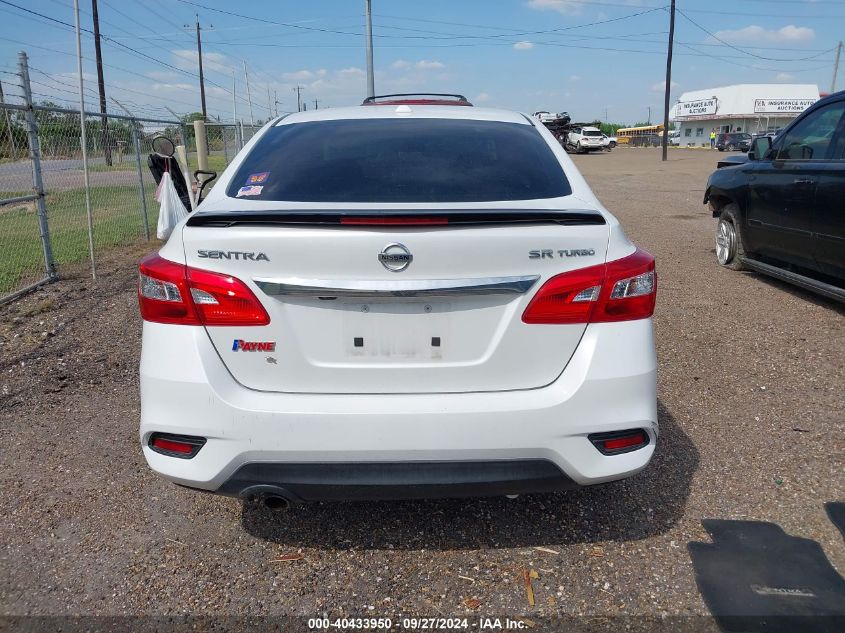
[522,249,656,324]
[138,254,269,326]
[339,217,449,225]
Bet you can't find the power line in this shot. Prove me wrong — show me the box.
[676,9,837,62]
[0,0,253,112]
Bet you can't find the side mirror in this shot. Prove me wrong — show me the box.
[749,136,771,161]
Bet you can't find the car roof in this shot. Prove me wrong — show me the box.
[273,105,531,126]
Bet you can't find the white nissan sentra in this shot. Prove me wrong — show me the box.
[138,94,657,510]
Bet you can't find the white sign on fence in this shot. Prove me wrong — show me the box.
[675,98,718,118]
[753,99,816,114]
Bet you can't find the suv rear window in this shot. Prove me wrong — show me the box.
[226,118,571,202]
[583,130,602,137]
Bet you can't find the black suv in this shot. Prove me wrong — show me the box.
[704,91,845,302]
[715,132,752,152]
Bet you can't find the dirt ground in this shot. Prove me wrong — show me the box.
[0,148,843,626]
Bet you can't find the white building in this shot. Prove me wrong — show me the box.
[670,84,820,146]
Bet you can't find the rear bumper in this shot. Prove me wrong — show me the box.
[216,460,578,501]
[140,318,658,498]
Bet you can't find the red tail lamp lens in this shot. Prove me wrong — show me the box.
[522,249,656,324]
[588,429,650,455]
[149,433,206,459]
[138,254,269,326]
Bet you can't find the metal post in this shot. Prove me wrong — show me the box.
[18,51,56,279]
[364,0,375,98]
[130,122,150,241]
[74,0,96,279]
[832,41,843,93]
[661,0,676,162]
[243,60,254,125]
[194,119,208,171]
[232,71,237,127]
[238,119,244,150]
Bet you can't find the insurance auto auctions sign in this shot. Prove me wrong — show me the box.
[676,98,718,118]
[754,98,816,113]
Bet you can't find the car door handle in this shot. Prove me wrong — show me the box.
[793,178,816,186]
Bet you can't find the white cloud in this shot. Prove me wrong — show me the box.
[513,41,534,50]
[145,70,179,82]
[391,59,411,70]
[56,71,96,82]
[569,74,581,81]
[151,82,195,92]
[526,0,584,15]
[651,80,679,93]
[475,92,491,102]
[775,72,795,81]
[710,24,814,44]
[172,49,233,73]
[282,69,316,81]
[415,60,445,70]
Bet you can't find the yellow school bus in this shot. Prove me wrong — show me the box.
[616,124,665,146]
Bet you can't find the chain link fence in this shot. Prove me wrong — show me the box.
[0,51,257,304]
[200,122,262,174]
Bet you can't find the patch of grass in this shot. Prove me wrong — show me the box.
[87,161,136,173]
[0,184,155,295]
[19,297,55,316]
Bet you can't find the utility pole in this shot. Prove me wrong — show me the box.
[267,85,273,119]
[661,0,675,162]
[647,105,651,125]
[293,85,303,112]
[192,16,208,119]
[73,0,96,279]
[314,99,319,110]
[364,0,375,98]
[243,60,254,125]
[832,41,843,93]
[91,0,111,165]
[274,90,279,116]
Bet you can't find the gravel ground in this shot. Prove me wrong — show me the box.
[0,148,842,625]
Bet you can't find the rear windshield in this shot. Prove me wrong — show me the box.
[583,130,602,136]
[226,118,571,202]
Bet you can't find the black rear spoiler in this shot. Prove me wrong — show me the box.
[186,209,606,228]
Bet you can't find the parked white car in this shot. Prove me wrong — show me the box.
[668,129,681,146]
[138,97,658,508]
[566,126,605,153]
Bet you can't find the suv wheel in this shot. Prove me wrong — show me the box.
[716,205,746,270]
[727,143,736,151]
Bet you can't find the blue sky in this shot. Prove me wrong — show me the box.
[0,0,841,124]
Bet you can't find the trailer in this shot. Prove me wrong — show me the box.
[533,112,610,153]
